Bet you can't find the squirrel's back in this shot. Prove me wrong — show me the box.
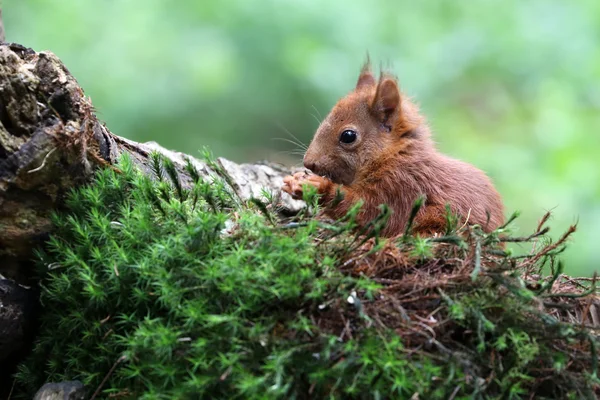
[352,124,504,235]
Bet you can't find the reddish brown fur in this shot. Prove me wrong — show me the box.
[283,62,504,236]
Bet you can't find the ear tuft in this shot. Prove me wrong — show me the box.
[355,56,376,90]
[372,76,400,129]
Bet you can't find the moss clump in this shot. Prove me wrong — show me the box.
[14,152,600,399]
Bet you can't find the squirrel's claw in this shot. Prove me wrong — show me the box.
[282,172,329,200]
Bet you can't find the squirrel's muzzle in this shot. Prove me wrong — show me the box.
[303,159,317,172]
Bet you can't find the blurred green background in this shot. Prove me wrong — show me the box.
[5,1,600,276]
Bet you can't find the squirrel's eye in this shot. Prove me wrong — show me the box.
[339,129,357,144]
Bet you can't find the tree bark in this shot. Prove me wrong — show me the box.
[0,42,302,367]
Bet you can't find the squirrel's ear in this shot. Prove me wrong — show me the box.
[356,59,376,90]
[372,77,400,130]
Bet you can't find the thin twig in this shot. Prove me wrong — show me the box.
[499,227,549,243]
[457,208,472,231]
[542,273,596,299]
[528,225,577,266]
[27,147,57,173]
[7,378,15,400]
[536,211,552,235]
[90,355,128,400]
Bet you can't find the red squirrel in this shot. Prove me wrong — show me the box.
[282,61,504,236]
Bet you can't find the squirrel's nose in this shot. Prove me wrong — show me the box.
[303,158,317,172]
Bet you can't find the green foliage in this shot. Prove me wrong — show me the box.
[11,155,438,398]
[15,155,599,399]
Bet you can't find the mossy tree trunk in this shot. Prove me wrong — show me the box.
[0,42,301,387]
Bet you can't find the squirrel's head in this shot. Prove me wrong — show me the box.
[303,62,423,186]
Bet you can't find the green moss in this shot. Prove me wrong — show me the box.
[14,152,599,399]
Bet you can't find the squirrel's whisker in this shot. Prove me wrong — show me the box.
[277,124,308,151]
[272,137,308,152]
[310,113,322,126]
[311,105,323,121]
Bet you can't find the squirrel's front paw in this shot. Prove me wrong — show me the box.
[282,172,330,200]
